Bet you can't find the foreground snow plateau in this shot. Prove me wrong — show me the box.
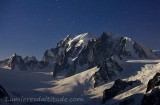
[1,59,160,105]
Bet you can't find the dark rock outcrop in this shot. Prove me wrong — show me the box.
[142,87,160,105]
[0,84,10,102]
[119,98,134,105]
[146,72,160,93]
[93,58,123,87]
[141,72,160,105]
[102,79,139,104]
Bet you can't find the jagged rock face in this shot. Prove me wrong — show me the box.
[25,61,47,70]
[112,37,132,60]
[43,32,158,77]
[23,56,37,63]
[141,87,160,105]
[43,35,71,62]
[24,56,48,70]
[0,84,10,102]
[93,58,123,87]
[43,48,58,63]
[43,33,96,77]
[4,55,49,71]
[134,42,147,58]
[146,72,160,93]
[102,79,139,104]
[4,53,27,71]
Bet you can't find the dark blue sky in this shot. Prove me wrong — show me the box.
[0,0,160,60]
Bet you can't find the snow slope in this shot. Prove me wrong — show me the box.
[0,69,55,105]
[1,60,160,105]
[0,67,99,105]
[89,60,160,105]
[67,33,95,48]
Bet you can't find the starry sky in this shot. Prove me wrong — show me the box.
[0,0,160,60]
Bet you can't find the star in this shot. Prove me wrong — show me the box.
[149,10,153,13]
[107,22,112,25]
[71,21,76,24]
[18,41,23,45]
[48,18,51,22]
[24,17,28,22]
[135,28,140,31]
[15,34,19,37]
[124,11,128,14]
[31,39,35,42]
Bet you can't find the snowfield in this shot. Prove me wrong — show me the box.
[1,59,160,105]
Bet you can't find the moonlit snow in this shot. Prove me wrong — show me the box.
[1,60,160,105]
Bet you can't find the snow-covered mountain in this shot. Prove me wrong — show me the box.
[3,54,49,71]
[0,32,160,105]
[43,32,158,82]
[4,53,27,71]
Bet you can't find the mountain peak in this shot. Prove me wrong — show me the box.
[23,56,37,63]
[43,32,158,78]
[12,53,17,57]
[5,54,27,71]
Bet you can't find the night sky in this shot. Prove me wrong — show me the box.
[0,0,160,60]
